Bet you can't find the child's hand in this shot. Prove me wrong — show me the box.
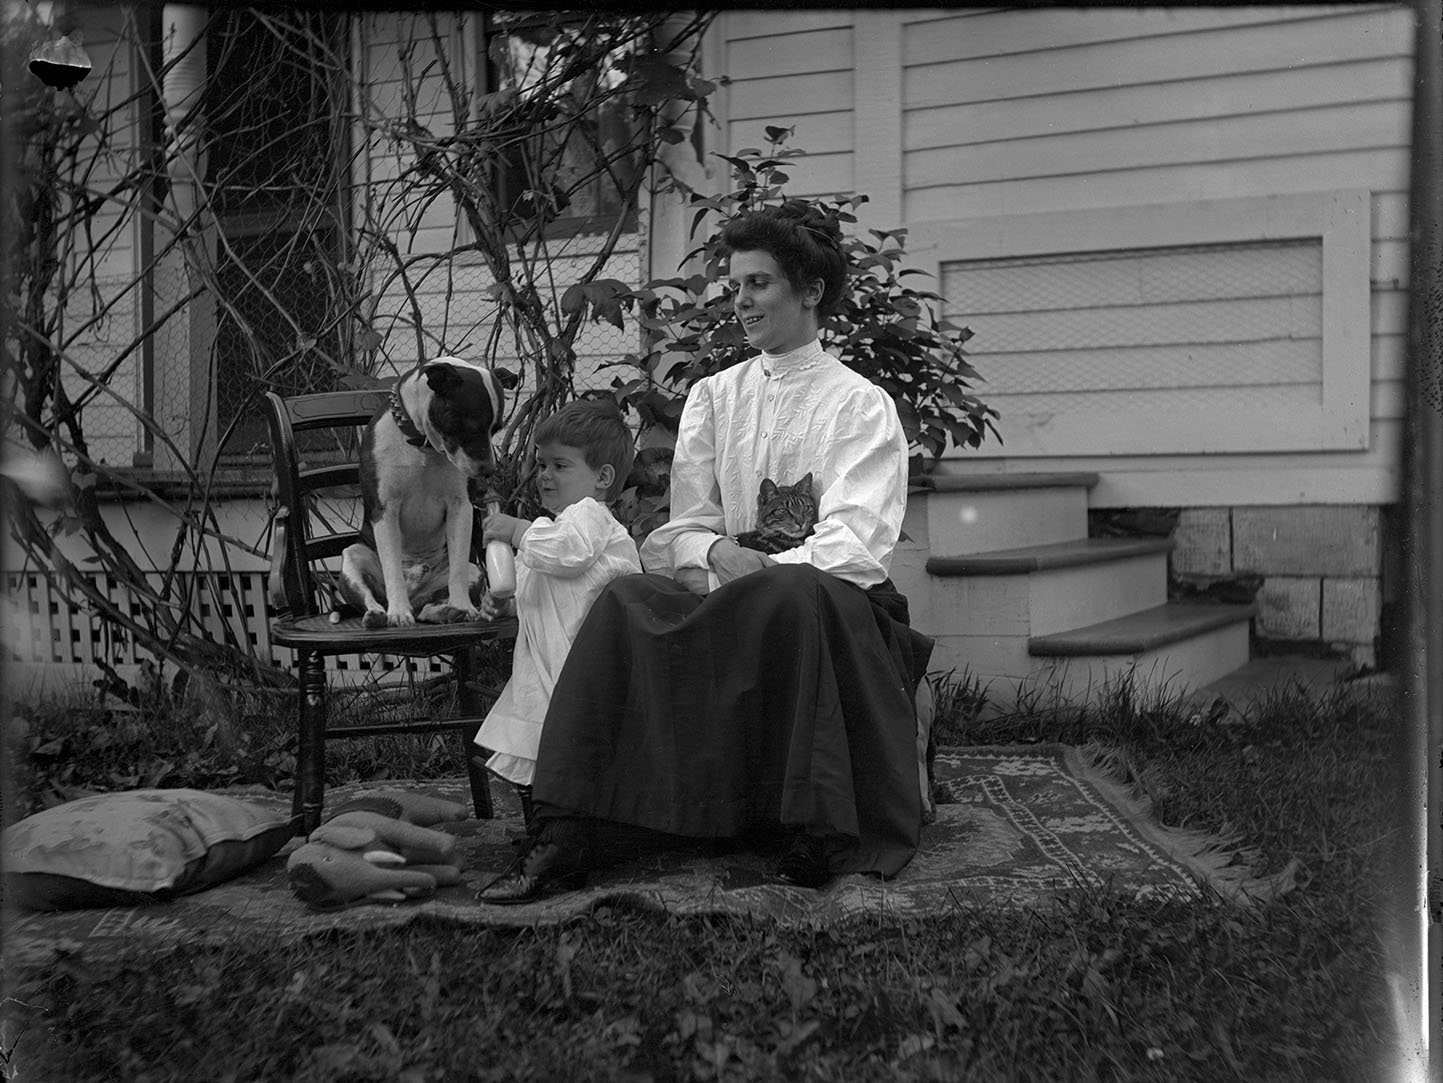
[479,591,515,620]
[482,512,529,548]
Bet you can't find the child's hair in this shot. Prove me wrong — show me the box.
[534,398,635,501]
[719,200,848,317]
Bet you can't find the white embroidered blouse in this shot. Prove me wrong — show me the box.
[639,339,909,588]
[476,497,642,785]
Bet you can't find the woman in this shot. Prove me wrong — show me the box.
[478,201,933,904]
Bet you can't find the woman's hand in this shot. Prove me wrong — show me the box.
[482,512,530,548]
[707,537,775,585]
[673,567,711,596]
[478,590,515,621]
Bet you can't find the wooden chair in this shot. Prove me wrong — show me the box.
[264,388,516,836]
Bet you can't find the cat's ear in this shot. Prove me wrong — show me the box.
[797,472,813,493]
[758,478,778,503]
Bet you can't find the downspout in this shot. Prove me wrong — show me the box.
[1401,0,1441,1075]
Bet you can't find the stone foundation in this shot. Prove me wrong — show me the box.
[1169,505,1388,669]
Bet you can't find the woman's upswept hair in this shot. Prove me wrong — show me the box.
[719,200,848,318]
[534,397,635,502]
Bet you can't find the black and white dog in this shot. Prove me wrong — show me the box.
[337,356,515,628]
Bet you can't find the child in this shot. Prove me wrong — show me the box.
[474,399,641,816]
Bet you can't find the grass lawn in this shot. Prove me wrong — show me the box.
[1,672,1411,1082]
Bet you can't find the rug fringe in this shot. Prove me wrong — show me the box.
[1068,743,1303,906]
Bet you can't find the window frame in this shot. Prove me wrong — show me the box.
[906,189,1372,457]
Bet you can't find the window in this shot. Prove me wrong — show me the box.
[205,9,348,456]
[481,12,644,237]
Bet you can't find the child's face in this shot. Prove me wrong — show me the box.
[535,441,610,513]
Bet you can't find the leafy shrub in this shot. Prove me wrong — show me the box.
[563,127,1001,538]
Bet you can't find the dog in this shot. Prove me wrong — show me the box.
[336,356,516,629]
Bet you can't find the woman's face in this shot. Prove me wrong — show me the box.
[728,249,822,354]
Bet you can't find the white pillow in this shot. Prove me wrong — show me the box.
[2,788,292,910]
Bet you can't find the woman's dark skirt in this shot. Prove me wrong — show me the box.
[531,563,934,878]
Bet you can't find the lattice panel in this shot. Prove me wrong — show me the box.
[3,571,455,685]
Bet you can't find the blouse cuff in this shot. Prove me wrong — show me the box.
[673,529,721,571]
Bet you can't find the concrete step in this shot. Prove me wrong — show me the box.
[1028,601,1257,657]
[916,472,1099,557]
[924,538,1171,640]
[925,603,1255,708]
[926,536,1172,577]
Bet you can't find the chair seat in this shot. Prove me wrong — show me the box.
[271,613,518,655]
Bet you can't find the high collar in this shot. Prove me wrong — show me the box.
[758,338,826,378]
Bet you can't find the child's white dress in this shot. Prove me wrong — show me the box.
[475,497,641,786]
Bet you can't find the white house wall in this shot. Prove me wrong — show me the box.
[711,5,1415,508]
[355,13,640,391]
[41,7,144,470]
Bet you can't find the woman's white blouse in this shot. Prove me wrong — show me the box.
[639,339,909,588]
[476,497,642,784]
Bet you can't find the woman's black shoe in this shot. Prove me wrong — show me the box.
[476,840,587,905]
[774,832,833,889]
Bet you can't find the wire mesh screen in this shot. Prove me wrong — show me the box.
[367,245,642,394]
[214,228,347,458]
[942,238,1325,452]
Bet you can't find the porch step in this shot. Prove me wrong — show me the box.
[1028,602,1257,657]
[926,538,1171,640]
[1026,613,1255,704]
[926,536,1172,577]
[921,473,1099,557]
[915,471,1101,493]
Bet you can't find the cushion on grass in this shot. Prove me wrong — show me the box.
[2,788,292,911]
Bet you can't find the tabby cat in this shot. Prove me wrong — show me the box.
[733,473,817,554]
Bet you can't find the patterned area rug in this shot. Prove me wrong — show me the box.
[4,745,1292,968]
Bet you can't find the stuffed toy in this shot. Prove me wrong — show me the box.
[286,791,471,910]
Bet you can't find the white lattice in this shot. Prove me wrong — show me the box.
[3,571,455,686]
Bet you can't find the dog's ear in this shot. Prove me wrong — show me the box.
[492,366,519,391]
[423,362,462,395]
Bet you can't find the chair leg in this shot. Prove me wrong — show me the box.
[466,749,494,820]
[293,648,328,836]
[455,646,493,819]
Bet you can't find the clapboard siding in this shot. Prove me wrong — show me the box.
[904,9,1411,107]
[903,5,1349,65]
[728,71,851,121]
[45,14,144,468]
[909,100,1409,189]
[908,149,1413,223]
[353,12,640,387]
[906,58,1413,152]
[721,27,852,81]
[724,11,853,40]
[718,14,856,200]
[712,4,1411,504]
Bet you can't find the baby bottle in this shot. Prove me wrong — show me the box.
[483,493,516,599]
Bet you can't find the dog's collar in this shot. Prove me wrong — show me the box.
[389,385,429,449]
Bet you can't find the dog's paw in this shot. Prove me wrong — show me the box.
[361,608,388,629]
[386,609,417,628]
[419,603,479,624]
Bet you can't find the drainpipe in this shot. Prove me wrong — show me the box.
[1401,0,1441,1074]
